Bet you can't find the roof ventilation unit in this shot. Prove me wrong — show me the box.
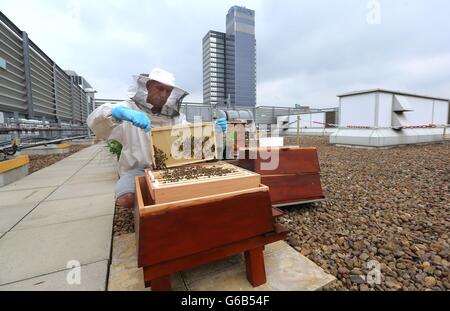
[392,95,414,130]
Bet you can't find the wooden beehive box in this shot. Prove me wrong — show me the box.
[238,146,320,174]
[237,146,325,206]
[150,122,217,169]
[144,161,261,204]
[134,175,288,290]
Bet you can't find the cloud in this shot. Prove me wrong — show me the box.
[0,0,449,108]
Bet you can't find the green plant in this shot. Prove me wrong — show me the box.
[107,140,123,160]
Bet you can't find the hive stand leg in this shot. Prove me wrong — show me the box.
[150,275,172,291]
[245,246,266,287]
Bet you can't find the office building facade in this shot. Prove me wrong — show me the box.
[202,31,226,107]
[203,6,256,107]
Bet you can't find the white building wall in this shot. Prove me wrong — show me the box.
[401,96,434,125]
[433,100,449,125]
[340,93,376,127]
[378,93,393,127]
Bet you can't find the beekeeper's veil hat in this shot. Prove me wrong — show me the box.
[127,68,188,117]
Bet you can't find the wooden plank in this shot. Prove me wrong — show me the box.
[261,174,325,205]
[150,275,171,291]
[144,162,261,204]
[153,175,260,204]
[142,227,288,280]
[139,182,272,216]
[238,147,320,174]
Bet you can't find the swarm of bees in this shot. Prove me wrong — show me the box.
[153,146,168,170]
[158,165,237,183]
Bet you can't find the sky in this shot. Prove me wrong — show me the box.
[1,0,449,108]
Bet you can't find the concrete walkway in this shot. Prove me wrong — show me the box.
[0,143,117,290]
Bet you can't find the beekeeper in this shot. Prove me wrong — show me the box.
[87,68,228,208]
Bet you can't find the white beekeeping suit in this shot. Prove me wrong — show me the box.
[87,69,189,177]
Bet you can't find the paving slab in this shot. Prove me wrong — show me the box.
[0,175,73,191]
[13,194,115,230]
[40,161,88,169]
[0,187,56,207]
[108,234,187,291]
[0,188,54,232]
[0,215,113,285]
[0,202,37,232]
[62,154,99,161]
[85,156,118,165]
[66,169,118,185]
[108,233,336,291]
[264,244,337,291]
[181,254,244,285]
[186,264,274,291]
[45,180,116,201]
[0,260,109,291]
[76,165,119,175]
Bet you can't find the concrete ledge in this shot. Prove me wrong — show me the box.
[330,128,446,147]
[21,144,70,156]
[57,143,70,149]
[282,129,337,137]
[0,155,29,187]
[69,139,95,146]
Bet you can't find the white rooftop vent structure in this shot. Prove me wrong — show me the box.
[330,89,449,147]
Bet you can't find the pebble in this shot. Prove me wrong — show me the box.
[338,267,350,274]
[359,284,370,291]
[359,253,370,261]
[301,248,312,256]
[351,268,363,275]
[424,276,437,287]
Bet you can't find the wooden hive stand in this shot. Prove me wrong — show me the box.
[134,171,288,291]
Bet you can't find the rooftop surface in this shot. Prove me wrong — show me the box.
[0,141,336,291]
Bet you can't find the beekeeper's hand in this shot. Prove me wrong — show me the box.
[112,106,151,132]
[215,118,228,132]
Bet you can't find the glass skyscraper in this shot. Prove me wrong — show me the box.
[203,6,256,108]
[202,31,226,107]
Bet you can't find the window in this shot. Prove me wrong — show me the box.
[0,57,6,70]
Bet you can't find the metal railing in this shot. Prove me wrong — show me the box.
[0,11,91,124]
